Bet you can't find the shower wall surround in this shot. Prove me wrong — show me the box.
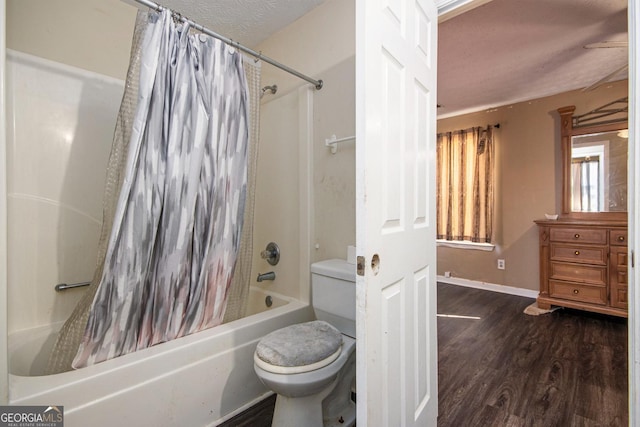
[5,0,357,338]
[6,51,124,334]
[312,56,356,263]
[254,0,356,265]
[6,0,136,80]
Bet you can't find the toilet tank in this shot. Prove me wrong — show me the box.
[311,259,356,338]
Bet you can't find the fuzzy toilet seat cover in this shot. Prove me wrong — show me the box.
[255,320,343,374]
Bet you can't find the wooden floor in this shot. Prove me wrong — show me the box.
[219,394,276,427]
[222,283,628,426]
[437,283,628,427]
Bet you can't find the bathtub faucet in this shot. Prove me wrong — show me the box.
[257,271,276,282]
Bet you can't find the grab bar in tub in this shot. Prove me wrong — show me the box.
[55,281,91,292]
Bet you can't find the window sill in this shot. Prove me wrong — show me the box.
[436,240,495,251]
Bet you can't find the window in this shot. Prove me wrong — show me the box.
[436,126,495,243]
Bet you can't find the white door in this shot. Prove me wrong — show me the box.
[355,0,438,425]
[629,0,639,420]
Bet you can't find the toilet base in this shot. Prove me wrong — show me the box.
[271,382,355,427]
[270,346,356,427]
[271,377,336,427]
[323,401,355,427]
[322,347,356,426]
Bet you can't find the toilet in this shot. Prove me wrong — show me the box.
[253,259,356,427]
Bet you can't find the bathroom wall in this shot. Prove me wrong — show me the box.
[6,0,356,323]
[255,0,356,267]
[5,0,135,333]
[254,0,355,100]
[5,51,124,333]
[247,0,355,300]
[312,56,356,262]
[436,79,628,291]
[6,0,136,80]
[1,0,9,405]
[252,89,306,300]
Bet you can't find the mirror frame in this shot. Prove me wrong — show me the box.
[558,105,628,221]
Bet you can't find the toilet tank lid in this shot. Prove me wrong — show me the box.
[311,259,356,282]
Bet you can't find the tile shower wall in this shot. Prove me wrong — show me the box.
[6,51,123,334]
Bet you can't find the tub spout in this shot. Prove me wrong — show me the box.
[257,271,276,282]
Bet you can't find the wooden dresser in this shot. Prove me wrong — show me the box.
[535,218,628,317]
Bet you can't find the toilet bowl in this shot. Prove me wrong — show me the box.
[253,259,356,427]
[255,331,355,427]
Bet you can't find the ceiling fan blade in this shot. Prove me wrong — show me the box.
[584,41,628,49]
[582,64,629,92]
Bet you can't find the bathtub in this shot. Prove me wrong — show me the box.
[8,287,313,426]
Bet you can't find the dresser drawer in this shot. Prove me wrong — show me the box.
[549,227,607,245]
[550,243,607,265]
[536,220,628,317]
[610,230,628,246]
[549,280,607,305]
[549,262,607,286]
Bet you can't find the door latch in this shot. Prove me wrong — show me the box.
[357,256,365,276]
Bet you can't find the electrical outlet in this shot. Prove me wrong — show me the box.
[497,259,505,270]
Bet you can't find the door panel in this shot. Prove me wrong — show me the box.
[356,0,438,425]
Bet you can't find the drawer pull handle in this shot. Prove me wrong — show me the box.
[573,289,579,294]
[574,234,580,239]
[618,236,625,242]
[574,251,580,255]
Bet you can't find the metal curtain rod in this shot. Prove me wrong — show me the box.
[437,123,499,137]
[129,0,324,90]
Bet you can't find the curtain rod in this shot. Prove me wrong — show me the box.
[437,123,499,137]
[127,0,324,90]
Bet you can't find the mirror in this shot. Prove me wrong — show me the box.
[558,102,627,220]
[570,130,628,212]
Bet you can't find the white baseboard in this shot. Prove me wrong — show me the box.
[437,275,538,299]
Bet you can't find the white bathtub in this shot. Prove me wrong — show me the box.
[8,287,313,426]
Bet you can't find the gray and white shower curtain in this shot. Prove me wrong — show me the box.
[72,10,249,368]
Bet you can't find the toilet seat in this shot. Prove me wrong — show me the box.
[254,320,343,375]
[254,346,342,374]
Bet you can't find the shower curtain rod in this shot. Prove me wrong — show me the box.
[127,0,324,90]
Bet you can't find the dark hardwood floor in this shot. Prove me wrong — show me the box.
[437,283,628,427]
[221,283,628,426]
[219,394,276,427]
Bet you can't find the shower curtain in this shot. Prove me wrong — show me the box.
[46,8,257,371]
[72,9,250,368]
[224,52,261,324]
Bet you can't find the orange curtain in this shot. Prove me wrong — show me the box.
[436,126,495,243]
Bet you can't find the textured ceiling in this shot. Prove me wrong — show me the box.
[438,0,628,118]
[132,0,627,120]
[154,0,327,47]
